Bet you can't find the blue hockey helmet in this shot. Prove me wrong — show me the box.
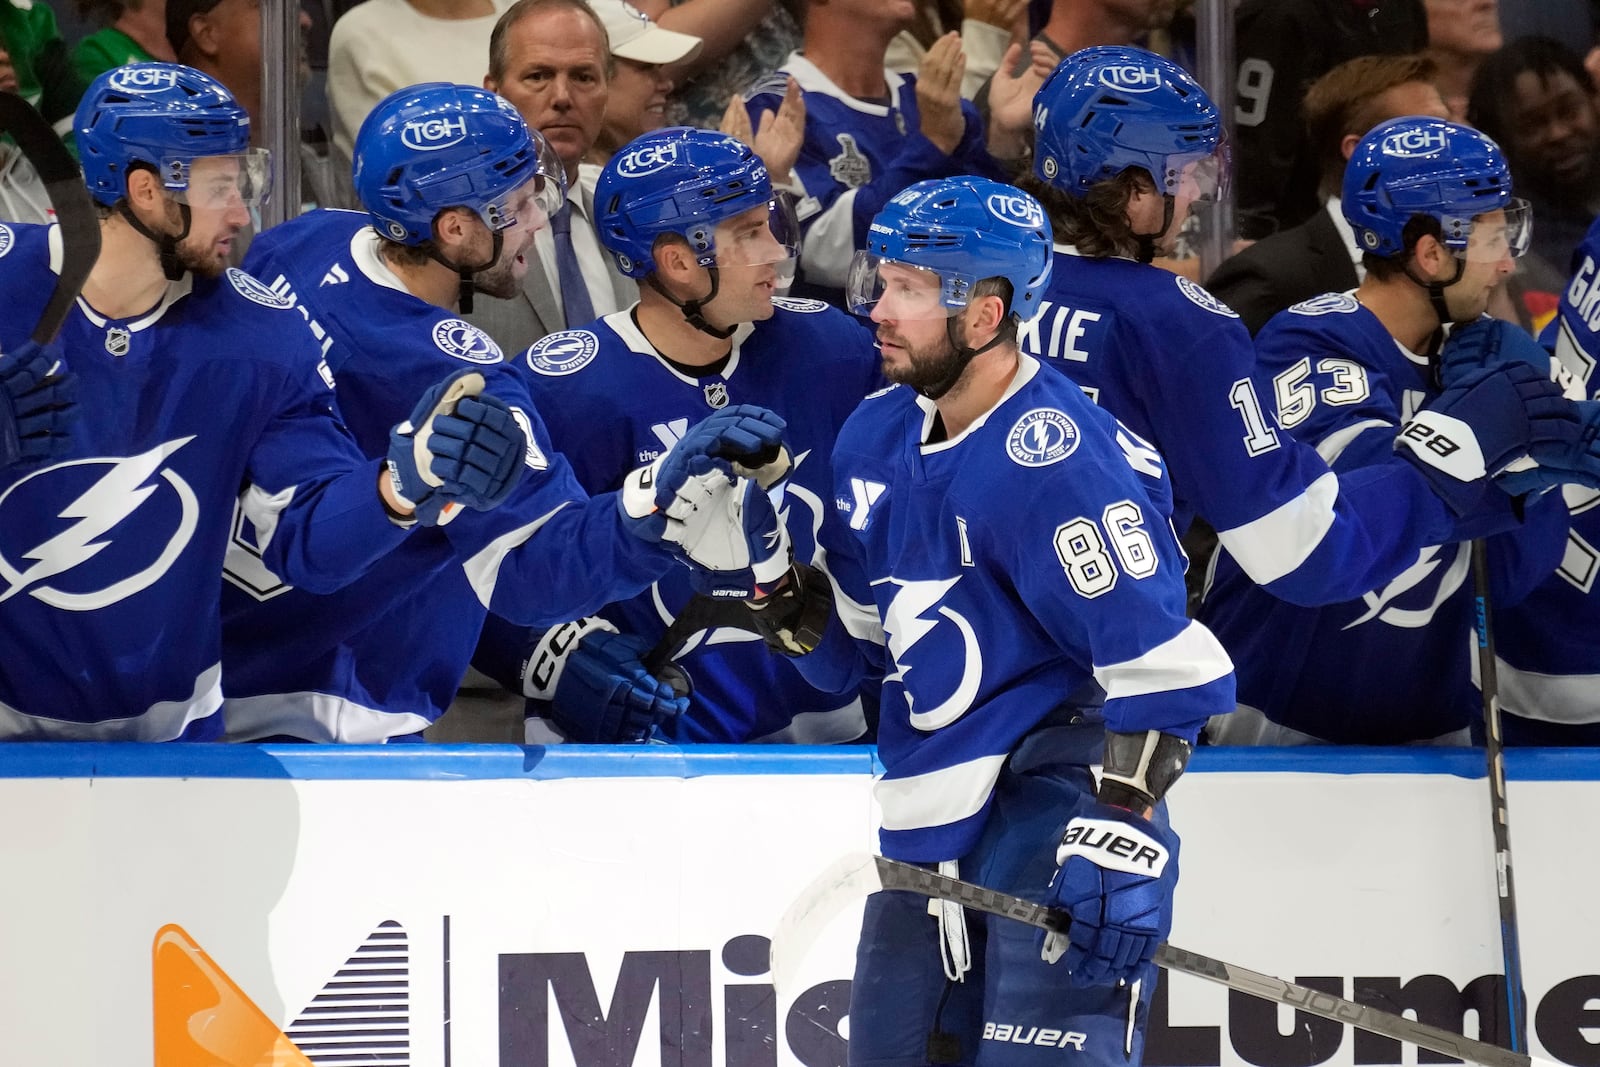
[594,127,799,279]
[352,82,565,246]
[1032,46,1225,200]
[77,62,269,209]
[847,177,1052,321]
[1342,117,1530,260]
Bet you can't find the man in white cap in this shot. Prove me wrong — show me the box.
[585,0,702,165]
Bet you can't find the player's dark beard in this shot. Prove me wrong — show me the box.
[879,324,965,394]
[174,232,233,279]
[472,255,520,300]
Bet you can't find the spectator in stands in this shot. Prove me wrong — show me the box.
[1470,37,1600,301]
[0,0,85,144]
[583,0,702,165]
[73,0,176,83]
[1232,0,1427,238]
[1208,53,1449,334]
[326,0,509,181]
[0,39,50,222]
[743,0,1045,303]
[167,0,312,147]
[471,0,637,351]
[630,0,797,129]
[1423,0,1501,120]
[886,0,1025,100]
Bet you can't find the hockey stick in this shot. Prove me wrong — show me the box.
[1471,539,1528,1051]
[0,92,101,345]
[771,853,1559,1067]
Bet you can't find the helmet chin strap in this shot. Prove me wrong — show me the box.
[647,266,738,340]
[917,316,1007,401]
[1131,195,1177,265]
[1404,255,1468,374]
[117,198,192,281]
[426,231,503,315]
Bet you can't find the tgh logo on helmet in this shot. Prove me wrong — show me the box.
[401,116,469,152]
[1380,127,1449,159]
[617,141,680,178]
[107,66,180,92]
[986,192,1043,228]
[1097,64,1162,93]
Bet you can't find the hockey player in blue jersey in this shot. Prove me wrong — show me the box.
[1022,46,1589,609]
[483,126,885,744]
[741,176,1235,1067]
[221,85,788,743]
[1200,117,1581,745]
[0,64,530,740]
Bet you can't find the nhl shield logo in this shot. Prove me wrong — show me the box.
[828,133,871,189]
[105,327,131,356]
[703,381,729,409]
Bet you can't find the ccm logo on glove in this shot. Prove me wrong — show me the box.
[1056,817,1170,877]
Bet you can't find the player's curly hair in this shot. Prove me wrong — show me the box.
[1018,169,1152,262]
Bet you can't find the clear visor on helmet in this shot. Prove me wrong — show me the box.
[712,195,802,284]
[165,148,273,209]
[480,137,567,233]
[846,252,972,320]
[1167,142,1229,204]
[1456,198,1532,262]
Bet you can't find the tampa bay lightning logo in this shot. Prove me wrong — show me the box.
[877,575,983,730]
[1006,408,1079,467]
[227,268,295,310]
[1290,292,1361,317]
[431,318,503,364]
[525,330,599,375]
[1175,276,1240,318]
[0,223,13,258]
[0,439,200,611]
[1343,543,1470,630]
[771,296,829,314]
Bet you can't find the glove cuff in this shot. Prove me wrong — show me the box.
[521,617,619,700]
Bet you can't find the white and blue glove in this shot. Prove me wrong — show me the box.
[1395,362,1584,512]
[387,369,527,526]
[1,339,78,469]
[522,618,689,743]
[1041,803,1179,988]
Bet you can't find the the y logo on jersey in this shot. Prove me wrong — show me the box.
[1097,63,1161,93]
[844,477,886,531]
[401,115,468,151]
[1380,126,1449,158]
[617,140,680,178]
[985,192,1044,229]
[0,439,200,610]
[1006,409,1079,467]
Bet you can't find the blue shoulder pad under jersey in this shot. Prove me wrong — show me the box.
[505,300,886,743]
[1197,294,1569,744]
[1029,253,1473,605]
[220,210,670,741]
[0,221,404,740]
[1486,220,1600,738]
[819,358,1232,860]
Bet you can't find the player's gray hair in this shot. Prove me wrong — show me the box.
[487,0,615,83]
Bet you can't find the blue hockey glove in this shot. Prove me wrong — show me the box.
[1395,363,1581,514]
[0,339,78,468]
[680,474,795,599]
[522,618,689,742]
[1439,318,1553,383]
[1041,803,1179,988]
[1498,398,1600,496]
[618,404,788,544]
[387,369,527,525]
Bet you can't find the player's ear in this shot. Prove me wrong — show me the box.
[124,166,164,213]
[651,234,695,280]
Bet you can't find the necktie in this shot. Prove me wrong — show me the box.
[550,201,596,328]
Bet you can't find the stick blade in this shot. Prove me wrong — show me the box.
[770,851,883,996]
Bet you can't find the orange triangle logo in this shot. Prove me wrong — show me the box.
[152,924,314,1067]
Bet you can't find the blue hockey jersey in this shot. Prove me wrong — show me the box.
[744,54,1004,302]
[0,220,410,740]
[802,356,1234,861]
[220,210,675,742]
[1025,248,1527,606]
[510,297,885,742]
[1491,227,1600,742]
[1198,295,1567,744]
